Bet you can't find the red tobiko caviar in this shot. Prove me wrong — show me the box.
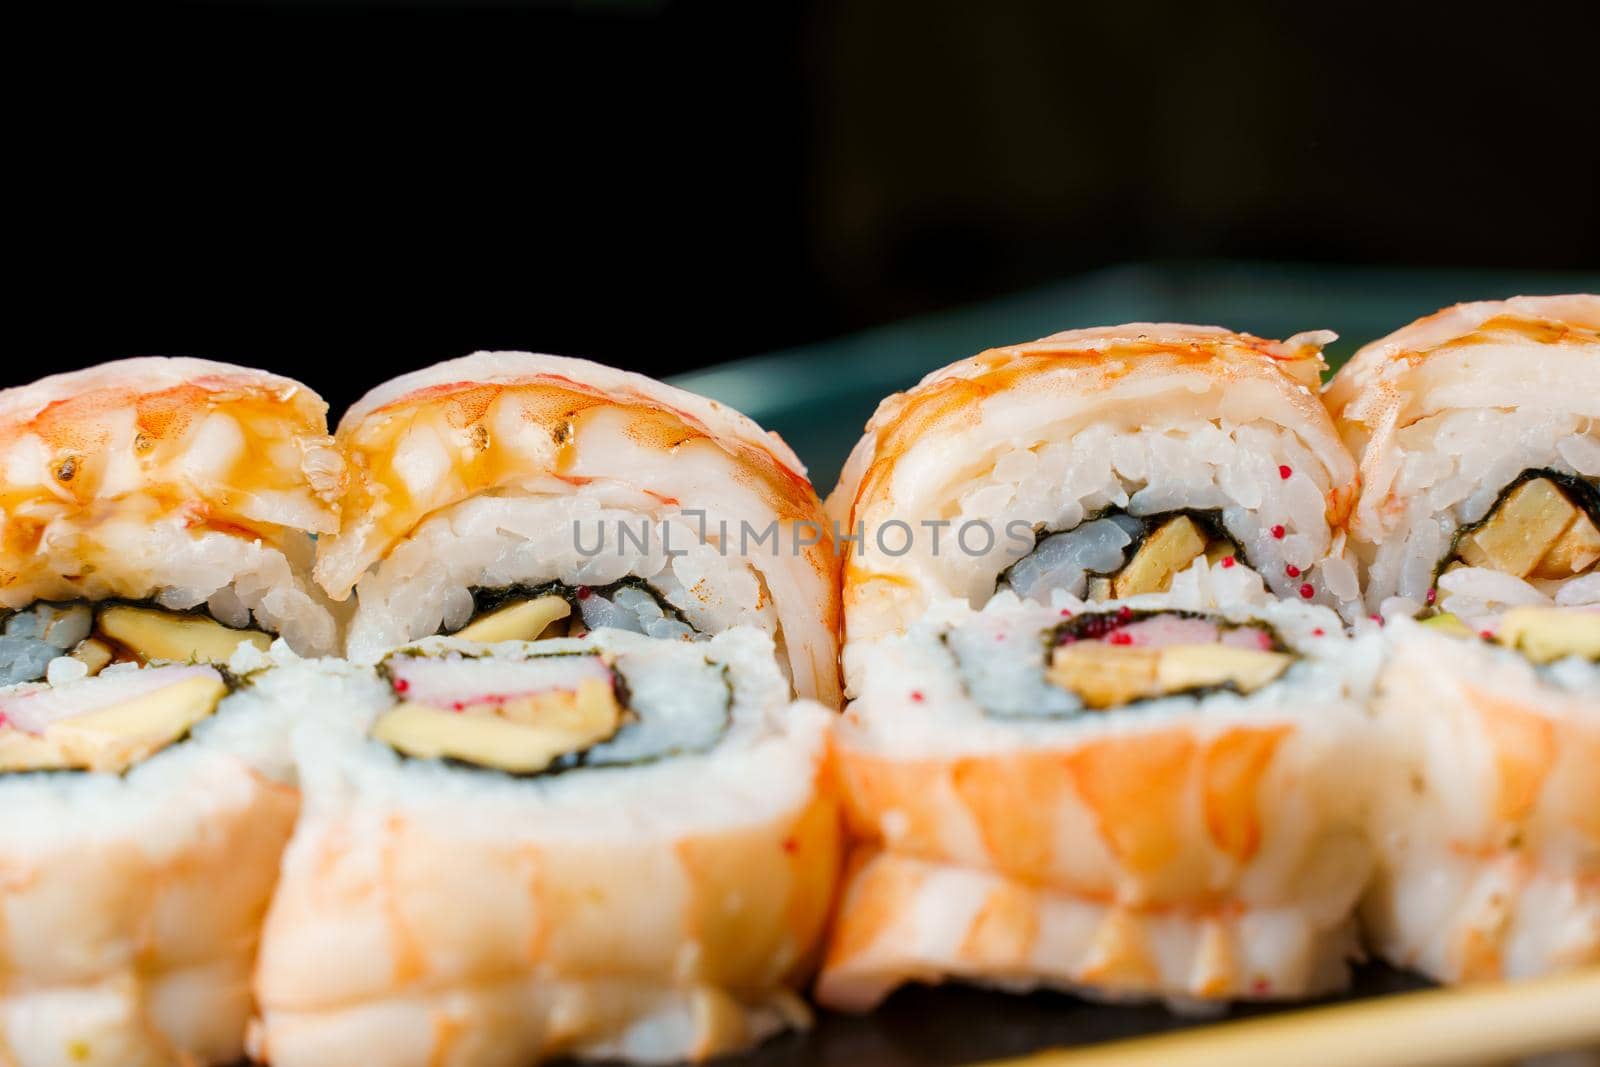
[1298,583,1315,599]
[1220,555,1236,568]
[1278,465,1293,480]
[1118,605,1133,620]
[1271,525,1286,540]
[575,586,593,600]
[1108,631,1134,645]
[1057,612,1127,643]
[1425,587,1438,605]
[1285,564,1301,578]
[1369,614,1385,626]
[1312,627,1326,637]
[909,690,925,703]
[392,678,410,693]
[1059,608,1073,616]
[1480,630,1495,640]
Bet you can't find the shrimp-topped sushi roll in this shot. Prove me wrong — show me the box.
[0,359,347,1066]
[827,324,1360,652]
[316,353,840,705]
[1325,294,1599,623]
[816,325,1378,1010]
[251,627,840,1067]
[815,593,1377,1011]
[0,358,345,663]
[1326,295,1600,982]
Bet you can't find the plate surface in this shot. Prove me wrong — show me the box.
[728,964,1432,1067]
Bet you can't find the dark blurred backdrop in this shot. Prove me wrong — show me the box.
[15,0,1600,419]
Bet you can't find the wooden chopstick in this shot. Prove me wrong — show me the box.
[982,967,1600,1067]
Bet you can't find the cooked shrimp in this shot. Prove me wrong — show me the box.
[819,690,1374,1009]
[0,732,300,1067]
[1362,618,1600,982]
[0,358,345,656]
[252,786,839,1066]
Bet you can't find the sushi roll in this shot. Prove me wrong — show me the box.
[1325,294,1599,622]
[827,324,1360,654]
[314,353,841,706]
[1360,615,1598,982]
[0,649,376,1067]
[815,325,1380,1010]
[1326,296,1600,981]
[814,593,1377,1011]
[250,627,840,1066]
[0,359,347,1066]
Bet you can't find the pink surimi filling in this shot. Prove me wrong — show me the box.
[0,664,222,736]
[1219,627,1278,651]
[386,654,613,711]
[1079,615,1276,652]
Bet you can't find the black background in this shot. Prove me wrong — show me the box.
[14,0,1600,420]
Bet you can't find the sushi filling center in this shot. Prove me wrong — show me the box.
[949,609,1291,718]
[999,511,1246,605]
[374,648,731,775]
[1,601,272,689]
[0,664,229,774]
[1422,606,1600,665]
[1440,469,1600,588]
[449,580,699,644]
[1046,610,1289,709]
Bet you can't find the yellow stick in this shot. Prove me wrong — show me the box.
[983,968,1600,1067]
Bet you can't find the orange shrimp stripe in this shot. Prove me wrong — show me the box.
[331,376,837,613]
[839,334,1336,528]
[1,374,339,579]
[837,724,1289,888]
[828,329,1357,640]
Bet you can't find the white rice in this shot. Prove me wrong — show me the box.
[302,627,818,837]
[204,642,389,780]
[1360,408,1599,619]
[0,513,342,657]
[842,591,1375,760]
[947,418,1341,613]
[0,641,369,835]
[345,493,782,669]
